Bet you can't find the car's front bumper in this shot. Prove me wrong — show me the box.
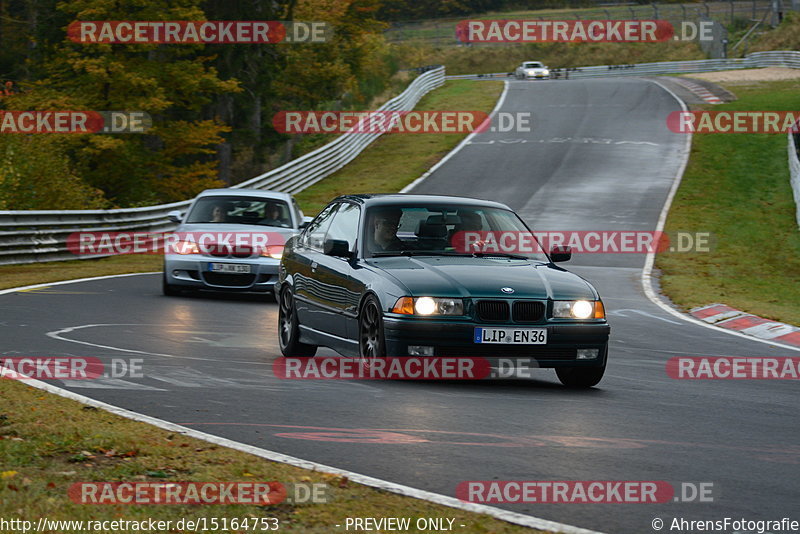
[383,317,609,368]
[164,254,280,292]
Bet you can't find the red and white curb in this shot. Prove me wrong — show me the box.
[674,78,722,104]
[690,304,800,347]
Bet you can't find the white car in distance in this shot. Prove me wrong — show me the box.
[515,61,550,80]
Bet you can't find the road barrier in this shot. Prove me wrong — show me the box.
[446,50,800,79]
[0,67,445,265]
[790,133,800,228]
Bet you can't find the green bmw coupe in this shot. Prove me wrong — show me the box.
[277,194,610,387]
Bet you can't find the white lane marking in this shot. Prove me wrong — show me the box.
[149,368,248,388]
[0,272,159,296]
[642,79,800,354]
[609,309,682,325]
[13,373,606,534]
[46,323,273,364]
[401,80,510,193]
[59,377,166,391]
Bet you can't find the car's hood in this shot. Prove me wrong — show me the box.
[525,68,547,73]
[369,256,596,300]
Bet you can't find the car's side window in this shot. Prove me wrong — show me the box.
[325,203,361,253]
[302,203,338,251]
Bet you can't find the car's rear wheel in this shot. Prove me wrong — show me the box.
[359,295,386,359]
[278,286,317,357]
[162,272,181,296]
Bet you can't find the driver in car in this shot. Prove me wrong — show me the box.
[370,207,405,253]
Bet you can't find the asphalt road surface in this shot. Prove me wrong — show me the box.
[3,78,798,534]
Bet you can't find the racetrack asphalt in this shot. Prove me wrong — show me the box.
[2,78,798,534]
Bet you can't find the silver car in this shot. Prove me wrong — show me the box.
[162,188,309,299]
[515,61,550,80]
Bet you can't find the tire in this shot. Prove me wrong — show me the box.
[358,295,386,359]
[278,286,317,357]
[162,272,181,296]
[556,346,607,388]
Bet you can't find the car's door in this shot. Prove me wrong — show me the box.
[314,202,363,345]
[292,203,337,331]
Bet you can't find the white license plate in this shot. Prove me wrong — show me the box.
[474,327,547,344]
[208,263,251,273]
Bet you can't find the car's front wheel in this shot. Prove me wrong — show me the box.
[556,347,607,388]
[359,295,386,359]
[278,287,317,357]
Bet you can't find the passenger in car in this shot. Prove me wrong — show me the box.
[261,202,288,227]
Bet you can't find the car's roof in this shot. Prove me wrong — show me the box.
[333,194,512,211]
[194,188,293,201]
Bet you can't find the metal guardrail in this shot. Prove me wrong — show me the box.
[0,67,445,265]
[446,50,800,80]
[790,133,800,228]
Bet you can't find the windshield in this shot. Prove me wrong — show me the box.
[186,196,293,227]
[523,62,544,68]
[363,204,549,261]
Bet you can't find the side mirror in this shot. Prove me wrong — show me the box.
[167,210,182,224]
[324,238,353,259]
[550,245,572,263]
[299,216,313,229]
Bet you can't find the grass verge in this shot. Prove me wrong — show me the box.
[656,78,800,325]
[0,378,546,533]
[0,79,502,292]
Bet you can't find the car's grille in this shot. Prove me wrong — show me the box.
[475,300,509,322]
[436,346,576,360]
[202,273,256,287]
[513,301,545,322]
[205,244,255,258]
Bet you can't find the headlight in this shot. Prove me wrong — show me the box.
[172,241,199,255]
[261,245,284,260]
[542,69,550,75]
[392,297,464,316]
[552,300,605,319]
